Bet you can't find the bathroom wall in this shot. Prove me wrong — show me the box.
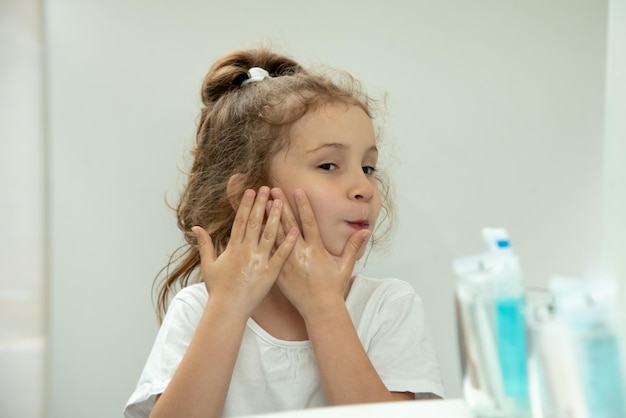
[603,0,626,304]
[0,0,45,417]
[42,1,609,417]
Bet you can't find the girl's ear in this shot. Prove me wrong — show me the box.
[226,173,246,210]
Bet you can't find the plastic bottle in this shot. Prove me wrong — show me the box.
[482,228,529,410]
[453,228,530,417]
[550,277,626,418]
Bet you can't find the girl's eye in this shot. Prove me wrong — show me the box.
[318,163,337,171]
[363,166,377,175]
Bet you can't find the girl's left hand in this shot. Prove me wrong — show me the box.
[270,188,371,318]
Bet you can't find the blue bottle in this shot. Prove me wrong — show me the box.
[482,228,530,411]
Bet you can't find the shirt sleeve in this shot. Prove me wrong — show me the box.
[365,287,444,398]
[123,288,205,418]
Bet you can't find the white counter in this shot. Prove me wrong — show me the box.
[239,399,470,418]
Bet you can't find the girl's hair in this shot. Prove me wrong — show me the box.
[154,48,395,322]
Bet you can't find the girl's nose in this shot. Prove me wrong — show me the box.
[349,169,374,201]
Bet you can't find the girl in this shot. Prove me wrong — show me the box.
[124,48,443,418]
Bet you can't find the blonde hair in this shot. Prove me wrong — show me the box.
[154,48,395,322]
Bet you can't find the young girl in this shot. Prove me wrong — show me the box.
[124,48,443,418]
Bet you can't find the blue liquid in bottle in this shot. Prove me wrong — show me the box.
[495,296,529,408]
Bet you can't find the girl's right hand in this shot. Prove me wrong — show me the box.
[192,186,298,316]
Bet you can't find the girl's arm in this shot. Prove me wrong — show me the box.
[149,299,249,418]
[271,188,412,405]
[150,188,297,418]
[303,299,414,404]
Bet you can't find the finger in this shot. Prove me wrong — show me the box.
[266,198,288,247]
[192,226,217,264]
[244,186,270,243]
[230,189,255,243]
[258,199,283,253]
[293,189,321,243]
[338,229,371,272]
[271,187,300,242]
[267,226,298,271]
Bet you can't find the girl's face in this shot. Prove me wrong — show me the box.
[270,103,382,259]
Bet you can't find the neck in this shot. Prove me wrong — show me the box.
[250,285,307,341]
[265,284,296,308]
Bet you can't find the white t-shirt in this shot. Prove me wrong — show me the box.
[123,274,443,417]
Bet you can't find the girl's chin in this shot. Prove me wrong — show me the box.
[322,230,372,259]
[327,248,344,259]
[325,243,368,261]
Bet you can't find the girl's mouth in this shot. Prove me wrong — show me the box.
[347,220,370,230]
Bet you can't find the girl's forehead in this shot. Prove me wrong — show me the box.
[286,103,375,152]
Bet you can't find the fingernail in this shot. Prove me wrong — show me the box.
[270,188,282,198]
[259,186,269,196]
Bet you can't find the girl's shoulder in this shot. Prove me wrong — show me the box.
[346,274,428,337]
[168,283,208,313]
[350,274,419,303]
[347,274,424,319]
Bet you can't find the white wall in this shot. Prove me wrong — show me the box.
[1,0,44,342]
[44,1,608,417]
[604,0,626,303]
[1,0,45,416]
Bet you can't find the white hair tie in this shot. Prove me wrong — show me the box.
[241,67,270,86]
